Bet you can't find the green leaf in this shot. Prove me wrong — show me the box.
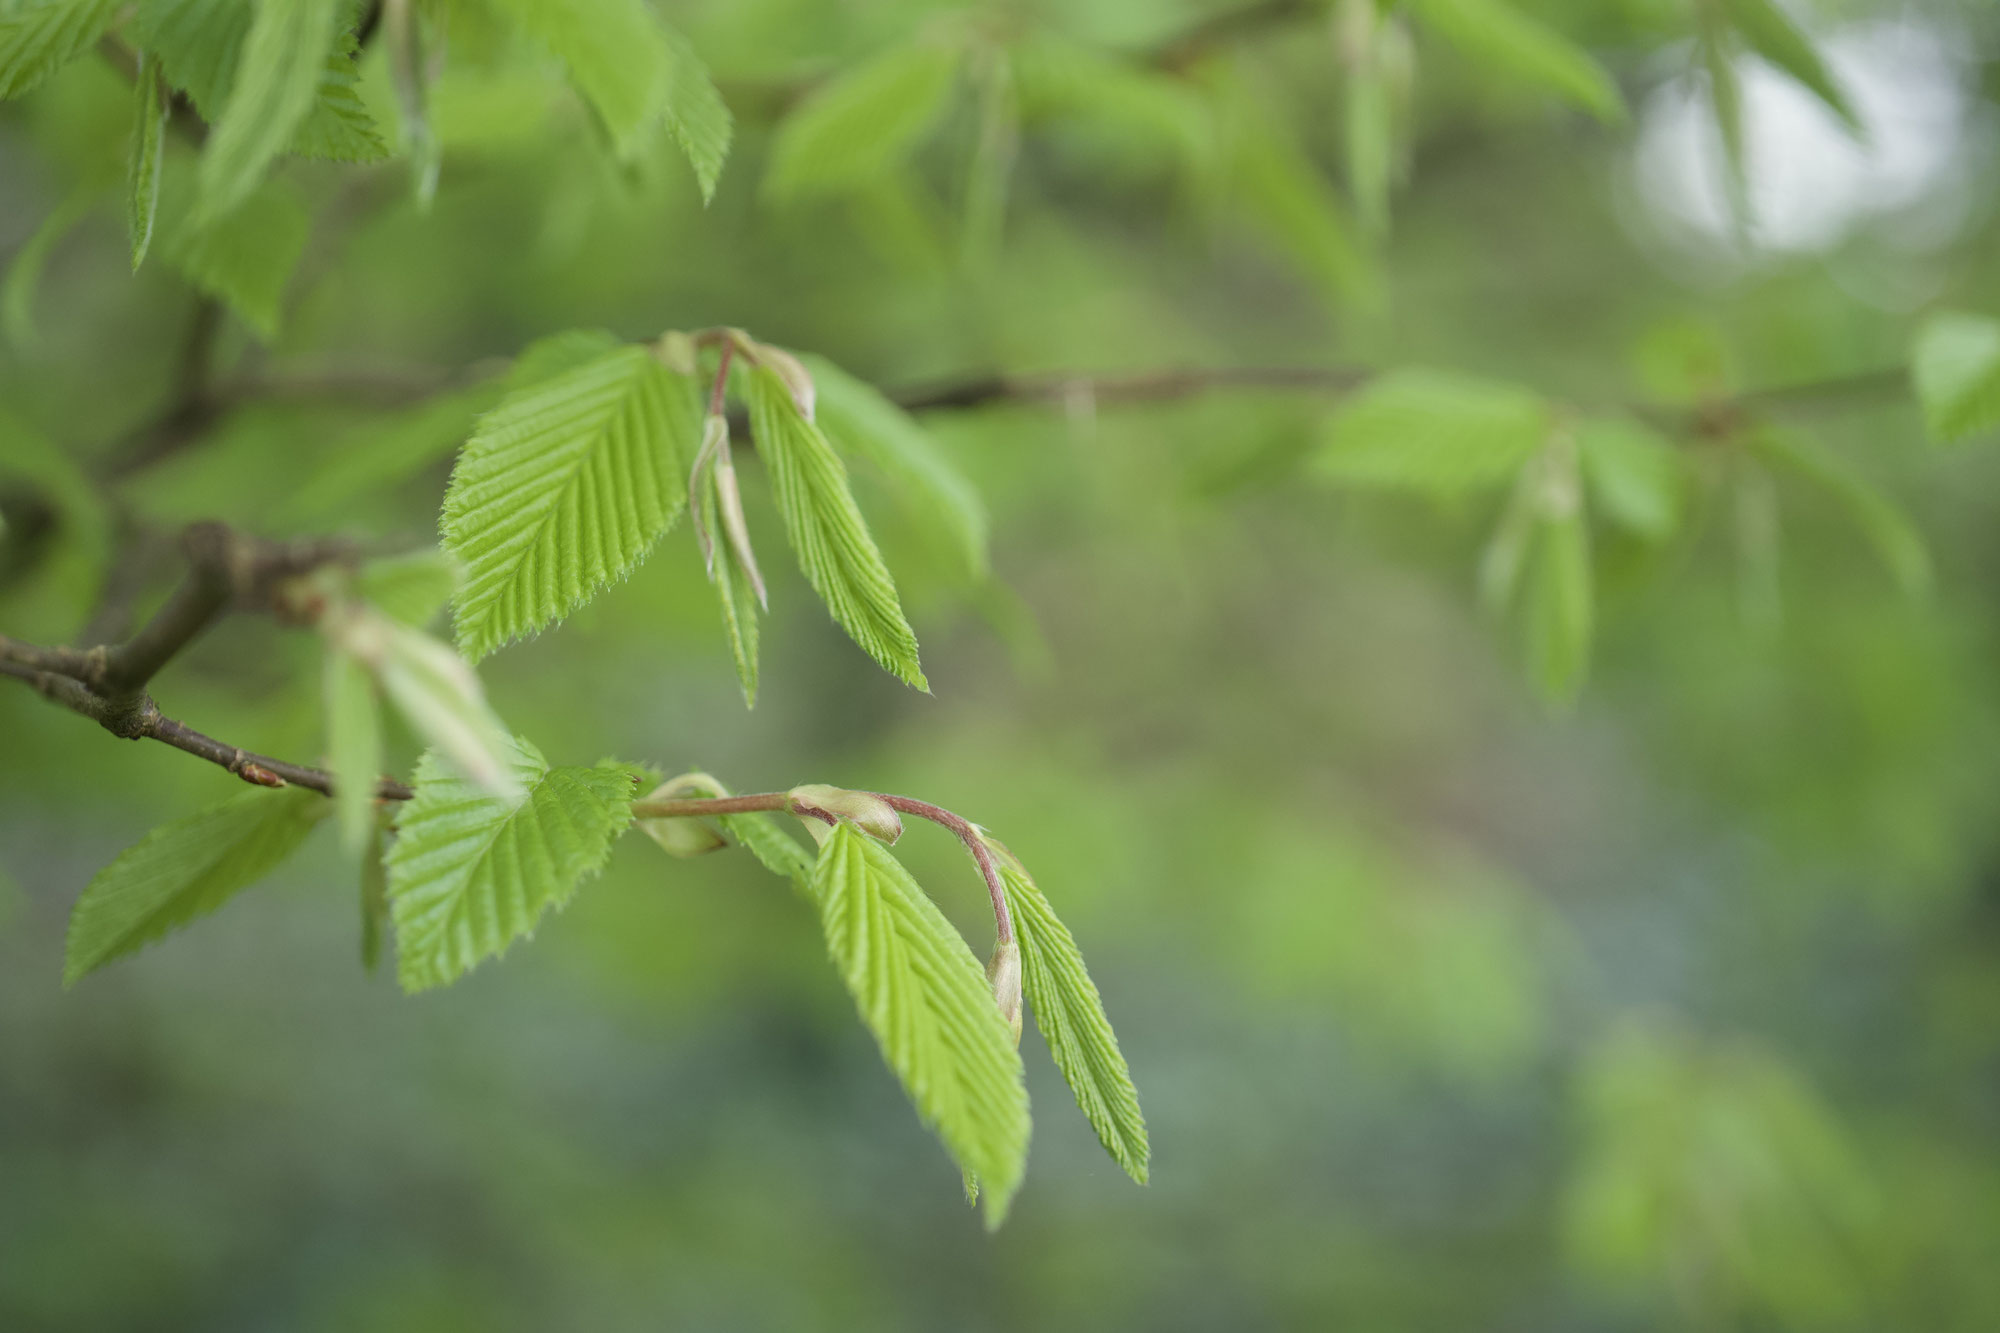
[805,353,990,581]
[361,821,389,973]
[1751,427,1930,596]
[0,0,120,100]
[765,39,961,199]
[657,17,732,201]
[1522,505,1592,706]
[128,52,169,271]
[1214,72,1371,306]
[1723,0,1859,134]
[1313,370,1549,492]
[745,362,927,689]
[698,473,761,707]
[506,327,626,390]
[812,823,1031,1226]
[164,178,309,339]
[374,618,524,799]
[290,27,390,163]
[993,853,1148,1184]
[64,787,326,984]
[1415,0,1624,122]
[1346,57,1394,233]
[356,547,463,628]
[1577,419,1683,539]
[1010,33,1216,183]
[442,343,700,660]
[1911,310,2000,444]
[324,643,383,854]
[386,736,643,992]
[1700,23,1750,230]
[196,0,342,221]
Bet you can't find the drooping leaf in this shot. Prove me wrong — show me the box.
[386,736,643,992]
[1724,0,1859,134]
[698,474,761,707]
[805,353,990,581]
[356,548,463,628]
[812,823,1031,1226]
[164,177,309,339]
[507,327,625,390]
[1413,0,1625,122]
[374,618,524,799]
[1313,370,1549,493]
[765,39,962,199]
[1699,21,1750,230]
[656,17,732,201]
[196,0,342,221]
[1752,427,1930,596]
[324,642,383,854]
[1911,310,2000,444]
[745,362,927,689]
[1577,418,1683,539]
[442,343,700,660]
[64,787,326,984]
[1346,55,1394,233]
[1010,32,1216,184]
[385,0,440,207]
[128,52,169,271]
[992,852,1148,1184]
[0,0,120,100]
[1522,504,1592,706]
[361,822,389,973]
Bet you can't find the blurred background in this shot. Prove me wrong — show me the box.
[4,0,2000,1328]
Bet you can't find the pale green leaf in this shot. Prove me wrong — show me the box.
[1346,59,1394,232]
[1414,0,1625,122]
[804,353,990,581]
[1700,23,1750,230]
[698,476,761,707]
[375,618,524,798]
[1577,418,1683,539]
[1724,0,1859,134]
[812,823,1030,1226]
[357,547,463,628]
[164,178,309,339]
[657,16,732,201]
[0,0,120,99]
[442,343,700,660]
[1523,507,1592,706]
[1010,33,1215,183]
[197,0,342,220]
[385,0,440,207]
[386,736,643,992]
[765,40,961,199]
[1752,427,1930,596]
[129,52,168,271]
[745,362,926,689]
[324,644,383,854]
[1215,73,1371,305]
[64,787,326,984]
[1314,370,1549,492]
[290,27,390,163]
[994,854,1148,1184]
[1911,310,2000,444]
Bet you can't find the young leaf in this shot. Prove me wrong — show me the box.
[129,52,168,271]
[356,548,463,628]
[1313,370,1549,493]
[385,0,440,207]
[1010,33,1216,184]
[64,787,326,985]
[324,642,383,854]
[745,362,927,689]
[164,178,309,339]
[374,619,524,799]
[291,27,390,163]
[1911,310,2000,444]
[1413,0,1625,123]
[1522,504,1592,706]
[1346,56,1394,233]
[1751,427,1930,596]
[812,823,1031,1226]
[0,0,120,100]
[386,737,643,992]
[656,17,732,201]
[1700,22,1750,230]
[1723,0,1859,134]
[443,343,700,660]
[3,192,91,350]
[765,40,962,199]
[992,851,1149,1184]
[805,353,990,581]
[196,0,342,221]
[698,473,762,707]
[1577,418,1683,539]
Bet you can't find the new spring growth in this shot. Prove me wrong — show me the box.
[635,775,729,858]
[987,940,1023,1046]
[754,343,818,421]
[786,784,903,846]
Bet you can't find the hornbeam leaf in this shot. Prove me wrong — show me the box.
[443,343,700,660]
[812,823,1031,1226]
[1912,310,2000,445]
[324,642,384,854]
[805,354,991,581]
[164,178,309,340]
[386,736,643,992]
[129,53,169,271]
[65,788,326,984]
[1413,0,1625,123]
[657,17,732,201]
[746,362,927,689]
[992,850,1149,1184]
[698,474,762,707]
[197,0,343,221]
[291,28,390,163]
[374,618,524,799]
[0,0,120,100]
[1314,370,1550,493]
[765,39,962,198]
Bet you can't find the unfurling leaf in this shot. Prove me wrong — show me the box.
[386,736,643,992]
[765,39,962,198]
[986,939,1023,1045]
[1523,498,1592,706]
[746,362,927,690]
[374,619,524,800]
[128,53,169,271]
[696,455,764,708]
[1911,310,2000,445]
[443,342,700,660]
[812,823,1031,1226]
[65,787,327,984]
[989,847,1149,1184]
[0,0,120,100]
[386,0,440,209]
[786,783,903,846]
[196,0,343,221]
[1314,370,1549,493]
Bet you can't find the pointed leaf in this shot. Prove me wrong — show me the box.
[290,27,390,163]
[812,823,1031,1225]
[1414,0,1625,122]
[65,787,326,984]
[273,385,502,527]
[746,362,926,689]
[361,821,389,973]
[0,0,120,100]
[994,855,1148,1184]
[386,736,643,992]
[443,343,700,659]
[196,0,342,221]
[765,40,961,198]
[1314,370,1550,492]
[699,475,761,707]
[1724,0,1859,134]
[657,17,732,201]
[164,178,309,339]
[1911,310,2000,444]
[128,52,169,271]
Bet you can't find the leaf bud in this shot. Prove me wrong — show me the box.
[786,784,903,845]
